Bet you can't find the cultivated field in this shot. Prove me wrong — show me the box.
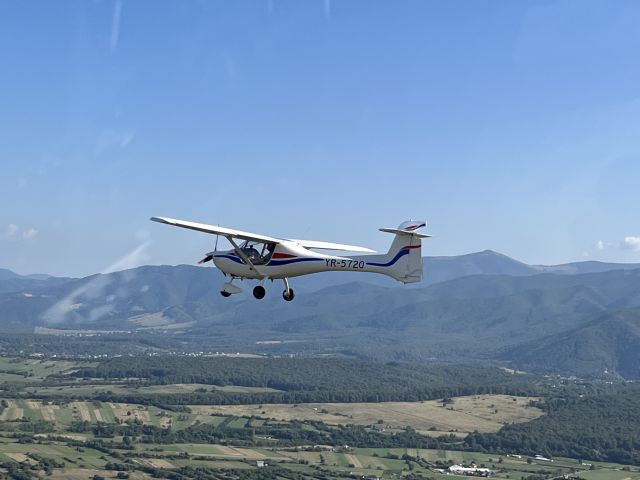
[189,394,543,434]
[0,395,540,434]
[7,440,629,480]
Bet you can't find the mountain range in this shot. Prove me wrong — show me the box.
[1,250,639,379]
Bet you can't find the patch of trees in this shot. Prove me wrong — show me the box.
[18,419,56,433]
[0,453,65,479]
[71,356,545,402]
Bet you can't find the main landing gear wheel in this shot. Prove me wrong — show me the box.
[253,285,266,300]
[282,278,294,302]
[220,291,231,297]
[282,288,295,301]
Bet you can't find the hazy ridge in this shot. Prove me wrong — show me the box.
[1,251,639,379]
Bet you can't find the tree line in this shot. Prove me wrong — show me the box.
[70,356,545,401]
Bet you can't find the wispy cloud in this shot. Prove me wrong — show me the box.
[1,224,18,239]
[1,224,38,241]
[110,0,123,53]
[102,241,151,274]
[22,228,38,240]
[41,241,151,325]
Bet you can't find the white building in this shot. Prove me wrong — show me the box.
[448,465,493,477]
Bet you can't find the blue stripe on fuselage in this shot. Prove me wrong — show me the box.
[214,254,244,264]
[366,248,409,267]
[215,255,323,267]
[267,258,324,266]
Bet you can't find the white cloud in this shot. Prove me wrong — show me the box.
[622,236,640,251]
[22,228,38,240]
[594,236,640,252]
[1,224,38,240]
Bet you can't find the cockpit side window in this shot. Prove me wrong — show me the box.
[240,242,276,265]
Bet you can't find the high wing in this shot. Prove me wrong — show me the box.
[289,239,376,253]
[150,217,282,244]
[151,217,376,252]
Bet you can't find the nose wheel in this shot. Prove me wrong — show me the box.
[282,278,295,302]
[220,281,242,298]
[253,285,266,300]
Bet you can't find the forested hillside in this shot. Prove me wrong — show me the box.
[2,261,640,379]
[507,309,640,378]
[467,392,640,464]
[72,357,543,403]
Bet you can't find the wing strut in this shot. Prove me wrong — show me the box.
[227,237,265,279]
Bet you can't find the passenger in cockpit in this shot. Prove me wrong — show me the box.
[263,243,276,263]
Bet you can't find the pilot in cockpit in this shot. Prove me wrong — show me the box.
[242,242,276,265]
[243,245,262,263]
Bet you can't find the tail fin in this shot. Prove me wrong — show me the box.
[376,220,430,284]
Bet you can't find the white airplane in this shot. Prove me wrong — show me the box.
[151,217,430,301]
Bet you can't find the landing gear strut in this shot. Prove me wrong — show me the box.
[253,285,266,300]
[282,278,295,302]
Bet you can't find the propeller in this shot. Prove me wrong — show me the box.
[198,235,219,265]
[198,252,214,264]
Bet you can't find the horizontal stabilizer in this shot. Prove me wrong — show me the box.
[379,228,431,238]
[379,220,430,238]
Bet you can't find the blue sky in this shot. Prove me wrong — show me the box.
[1,0,640,277]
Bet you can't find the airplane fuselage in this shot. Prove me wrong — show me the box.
[212,240,420,282]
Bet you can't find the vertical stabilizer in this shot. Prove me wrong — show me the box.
[369,220,430,283]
